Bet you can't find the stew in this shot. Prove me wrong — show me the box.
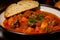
[3,10,60,34]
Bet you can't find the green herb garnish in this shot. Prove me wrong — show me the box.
[27,21,31,25]
[29,18,37,23]
[39,14,43,20]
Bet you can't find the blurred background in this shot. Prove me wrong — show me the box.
[0,0,60,11]
[0,0,60,10]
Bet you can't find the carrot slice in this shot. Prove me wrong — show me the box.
[21,17,28,22]
[35,27,40,32]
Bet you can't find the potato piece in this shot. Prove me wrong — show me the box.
[25,27,34,34]
[40,21,48,29]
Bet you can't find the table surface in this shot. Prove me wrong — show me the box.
[0,32,60,40]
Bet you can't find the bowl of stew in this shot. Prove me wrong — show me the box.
[0,4,60,36]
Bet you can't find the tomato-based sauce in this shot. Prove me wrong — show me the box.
[3,10,60,34]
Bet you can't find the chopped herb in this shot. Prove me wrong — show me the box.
[29,18,37,23]
[27,21,31,25]
[39,14,43,20]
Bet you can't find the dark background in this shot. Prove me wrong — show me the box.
[0,0,59,12]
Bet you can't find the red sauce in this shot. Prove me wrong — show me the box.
[3,10,60,34]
